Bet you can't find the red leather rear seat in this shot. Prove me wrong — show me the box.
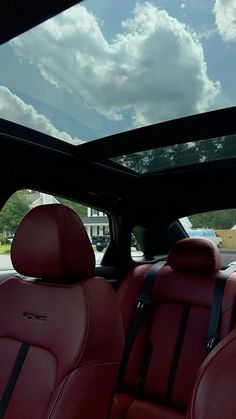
[111,238,236,419]
[0,204,124,419]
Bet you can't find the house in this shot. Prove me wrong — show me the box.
[26,191,59,208]
[82,207,109,239]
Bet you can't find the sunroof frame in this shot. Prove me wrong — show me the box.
[75,106,236,162]
[112,134,236,175]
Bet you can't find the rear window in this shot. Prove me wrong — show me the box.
[179,210,236,266]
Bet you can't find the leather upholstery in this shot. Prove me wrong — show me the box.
[111,238,236,418]
[11,204,95,280]
[167,238,221,274]
[188,328,236,419]
[112,393,185,419]
[1,204,124,418]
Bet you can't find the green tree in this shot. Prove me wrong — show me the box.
[189,209,236,229]
[115,134,236,174]
[0,191,29,233]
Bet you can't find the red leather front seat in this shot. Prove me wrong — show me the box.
[188,328,236,419]
[0,204,124,418]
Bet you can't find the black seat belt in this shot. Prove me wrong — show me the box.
[119,260,165,383]
[0,342,30,418]
[206,264,236,356]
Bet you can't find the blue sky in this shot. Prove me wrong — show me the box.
[0,0,235,144]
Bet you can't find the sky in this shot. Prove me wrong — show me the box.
[0,0,236,144]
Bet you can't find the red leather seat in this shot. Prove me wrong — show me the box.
[111,238,236,419]
[188,328,236,419]
[0,204,124,418]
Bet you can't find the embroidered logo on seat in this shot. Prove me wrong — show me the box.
[23,311,47,321]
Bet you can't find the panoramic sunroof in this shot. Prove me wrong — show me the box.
[113,134,236,174]
[0,1,235,145]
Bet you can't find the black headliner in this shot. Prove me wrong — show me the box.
[0,1,83,45]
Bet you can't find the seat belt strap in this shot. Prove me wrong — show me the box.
[119,260,165,382]
[0,342,30,418]
[206,264,236,356]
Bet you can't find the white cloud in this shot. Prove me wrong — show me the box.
[12,2,220,127]
[198,28,217,40]
[213,0,236,41]
[0,86,82,144]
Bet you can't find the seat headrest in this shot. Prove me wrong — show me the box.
[167,238,221,274]
[11,204,95,281]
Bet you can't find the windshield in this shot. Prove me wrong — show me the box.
[0,1,235,144]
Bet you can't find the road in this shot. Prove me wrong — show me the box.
[0,254,12,270]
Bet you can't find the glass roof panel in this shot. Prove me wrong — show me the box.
[0,1,235,145]
[113,135,236,174]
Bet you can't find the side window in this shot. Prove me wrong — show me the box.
[82,204,110,263]
[131,226,144,260]
[0,190,110,270]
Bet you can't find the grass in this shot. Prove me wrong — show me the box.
[0,244,11,254]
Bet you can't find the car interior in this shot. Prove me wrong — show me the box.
[1,1,236,418]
